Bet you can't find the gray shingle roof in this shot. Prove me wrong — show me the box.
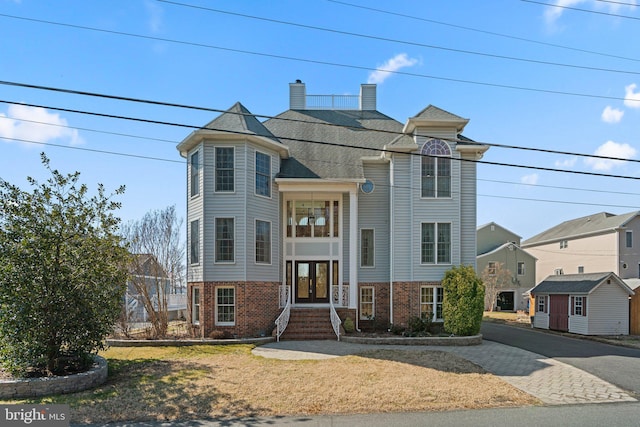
[530,272,627,294]
[264,109,406,180]
[204,102,281,143]
[523,211,640,246]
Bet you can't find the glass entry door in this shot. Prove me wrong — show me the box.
[295,261,329,303]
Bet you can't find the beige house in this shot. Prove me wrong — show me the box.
[477,222,536,311]
[522,211,640,284]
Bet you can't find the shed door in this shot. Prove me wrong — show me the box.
[549,294,569,331]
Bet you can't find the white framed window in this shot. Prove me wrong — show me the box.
[192,287,200,325]
[255,219,271,264]
[421,222,451,264]
[215,147,235,192]
[536,295,547,313]
[360,228,375,267]
[420,286,444,321]
[216,286,235,325]
[572,296,586,316]
[560,240,568,249]
[487,261,497,275]
[215,217,235,263]
[190,219,199,265]
[421,139,451,198]
[626,231,633,248]
[554,268,564,275]
[190,151,200,197]
[255,151,271,197]
[360,286,374,320]
[578,266,584,274]
[517,261,525,276]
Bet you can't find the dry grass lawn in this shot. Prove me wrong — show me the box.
[2,345,538,424]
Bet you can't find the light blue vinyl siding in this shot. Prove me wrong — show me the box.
[390,154,412,281]
[342,193,350,282]
[358,163,390,282]
[187,143,204,282]
[459,156,477,268]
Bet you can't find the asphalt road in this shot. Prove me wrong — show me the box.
[481,321,640,396]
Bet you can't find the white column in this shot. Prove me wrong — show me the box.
[349,189,358,309]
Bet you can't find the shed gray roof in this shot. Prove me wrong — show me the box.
[523,211,640,246]
[531,272,633,295]
[264,109,407,180]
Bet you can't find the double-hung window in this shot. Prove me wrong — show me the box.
[192,287,200,325]
[215,147,234,192]
[361,229,374,267]
[517,261,525,276]
[216,218,235,262]
[216,287,235,325]
[255,220,271,264]
[190,151,200,197]
[421,222,451,264]
[420,286,444,321]
[255,151,271,197]
[572,296,587,316]
[421,139,451,198]
[536,296,547,313]
[190,219,199,265]
[360,287,374,319]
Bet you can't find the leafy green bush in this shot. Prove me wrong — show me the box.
[442,265,485,336]
[343,317,355,333]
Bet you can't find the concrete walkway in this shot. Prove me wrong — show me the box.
[252,340,636,405]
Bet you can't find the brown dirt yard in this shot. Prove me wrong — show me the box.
[1,344,539,424]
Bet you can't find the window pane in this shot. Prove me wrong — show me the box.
[216,218,234,262]
[256,220,271,264]
[256,152,271,197]
[421,223,435,263]
[360,287,374,319]
[436,287,444,319]
[437,157,451,197]
[216,288,235,324]
[361,229,374,267]
[215,147,234,192]
[333,201,339,237]
[313,201,329,237]
[192,287,200,324]
[627,231,633,248]
[422,157,435,198]
[190,151,199,197]
[420,287,434,319]
[190,220,199,264]
[437,223,451,264]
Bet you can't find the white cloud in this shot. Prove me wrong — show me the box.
[624,83,640,109]
[367,53,418,85]
[145,0,164,33]
[555,157,577,168]
[0,104,83,146]
[521,174,539,185]
[545,0,638,25]
[601,106,624,123]
[584,140,637,171]
[544,0,586,25]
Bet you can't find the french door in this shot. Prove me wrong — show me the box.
[295,261,329,303]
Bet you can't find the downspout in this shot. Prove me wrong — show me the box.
[389,157,394,327]
[350,187,360,331]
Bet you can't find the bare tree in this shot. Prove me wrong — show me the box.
[121,205,185,338]
[481,262,513,312]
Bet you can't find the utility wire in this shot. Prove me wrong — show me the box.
[0,13,636,103]
[159,0,640,76]
[328,0,640,63]
[2,80,639,166]
[522,0,640,21]
[4,136,640,210]
[2,97,640,182]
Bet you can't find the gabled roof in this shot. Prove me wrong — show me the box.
[623,278,640,291]
[403,105,469,134]
[522,211,640,246]
[477,221,522,240]
[177,102,287,157]
[265,109,403,180]
[477,242,537,259]
[531,272,634,295]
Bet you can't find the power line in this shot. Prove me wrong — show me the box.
[159,0,640,76]
[5,135,640,210]
[0,13,636,103]
[478,177,640,196]
[522,0,640,21]
[2,80,639,166]
[328,0,640,63]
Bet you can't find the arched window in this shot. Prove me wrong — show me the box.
[421,139,451,198]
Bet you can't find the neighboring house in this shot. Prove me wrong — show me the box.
[623,279,640,335]
[126,254,187,322]
[177,81,488,339]
[522,211,640,284]
[530,272,634,335]
[477,222,536,311]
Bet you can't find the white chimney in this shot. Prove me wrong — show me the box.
[360,84,376,110]
[289,80,306,110]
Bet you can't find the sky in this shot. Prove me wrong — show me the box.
[1,0,640,241]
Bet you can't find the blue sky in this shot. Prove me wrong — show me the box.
[1,0,639,240]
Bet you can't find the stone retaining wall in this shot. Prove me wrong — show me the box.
[0,356,108,399]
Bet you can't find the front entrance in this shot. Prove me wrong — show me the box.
[497,291,515,311]
[295,261,329,303]
[549,294,569,331]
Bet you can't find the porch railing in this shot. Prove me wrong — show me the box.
[275,285,292,342]
[329,300,341,341]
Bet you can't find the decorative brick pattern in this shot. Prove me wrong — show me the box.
[0,356,108,399]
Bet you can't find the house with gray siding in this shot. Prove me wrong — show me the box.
[177,81,488,339]
[477,222,536,312]
[522,211,640,284]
